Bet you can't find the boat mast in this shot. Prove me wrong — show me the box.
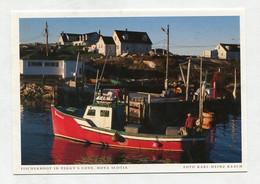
[93,50,110,104]
[185,59,191,101]
[74,52,80,91]
[96,49,110,91]
[179,63,186,85]
[199,57,203,124]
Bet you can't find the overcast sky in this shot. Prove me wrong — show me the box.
[19,16,240,56]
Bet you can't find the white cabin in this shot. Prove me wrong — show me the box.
[20,59,84,79]
[83,104,126,130]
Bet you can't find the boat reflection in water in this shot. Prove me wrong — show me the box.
[51,136,210,164]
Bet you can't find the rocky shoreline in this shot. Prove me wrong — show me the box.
[20,83,54,101]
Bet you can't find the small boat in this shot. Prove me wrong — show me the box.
[90,78,110,84]
[51,89,209,151]
[110,78,128,85]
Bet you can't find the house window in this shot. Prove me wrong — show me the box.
[114,36,117,41]
[87,109,96,116]
[142,35,148,41]
[44,62,59,67]
[122,34,129,40]
[28,62,42,67]
[116,45,119,50]
[100,110,109,117]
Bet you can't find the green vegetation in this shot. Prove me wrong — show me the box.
[20,44,102,60]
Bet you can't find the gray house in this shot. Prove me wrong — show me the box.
[58,31,100,46]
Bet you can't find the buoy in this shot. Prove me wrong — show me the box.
[152,142,159,148]
[202,112,214,129]
[152,141,162,148]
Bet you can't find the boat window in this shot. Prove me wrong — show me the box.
[87,109,96,116]
[100,110,109,117]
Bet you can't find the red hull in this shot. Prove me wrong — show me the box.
[51,106,206,151]
[52,137,183,164]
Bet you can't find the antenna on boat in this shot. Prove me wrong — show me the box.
[93,69,99,104]
[93,50,110,104]
[74,52,80,92]
[96,49,110,91]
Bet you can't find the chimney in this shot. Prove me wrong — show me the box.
[98,30,101,37]
[125,28,128,31]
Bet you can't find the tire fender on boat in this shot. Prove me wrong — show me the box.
[112,132,120,142]
[112,132,125,142]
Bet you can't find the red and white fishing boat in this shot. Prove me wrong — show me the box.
[51,89,209,151]
[51,51,210,151]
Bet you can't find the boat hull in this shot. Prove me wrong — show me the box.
[51,136,184,164]
[51,106,207,151]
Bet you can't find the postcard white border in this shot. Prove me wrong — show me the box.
[12,9,246,174]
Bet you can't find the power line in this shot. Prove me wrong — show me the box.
[153,39,166,45]
[154,44,216,48]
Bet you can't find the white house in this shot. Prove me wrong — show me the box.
[112,29,152,56]
[58,31,100,46]
[88,44,97,52]
[20,60,84,79]
[203,43,240,60]
[96,36,116,56]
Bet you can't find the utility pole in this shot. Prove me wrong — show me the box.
[45,21,49,57]
[160,24,170,92]
[166,24,169,92]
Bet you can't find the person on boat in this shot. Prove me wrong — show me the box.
[185,113,196,135]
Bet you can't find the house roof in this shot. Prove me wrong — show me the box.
[60,33,81,42]
[219,43,240,52]
[114,30,152,44]
[60,32,99,42]
[101,36,115,45]
[85,32,98,35]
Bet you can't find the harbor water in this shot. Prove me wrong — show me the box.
[21,100,241,165]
